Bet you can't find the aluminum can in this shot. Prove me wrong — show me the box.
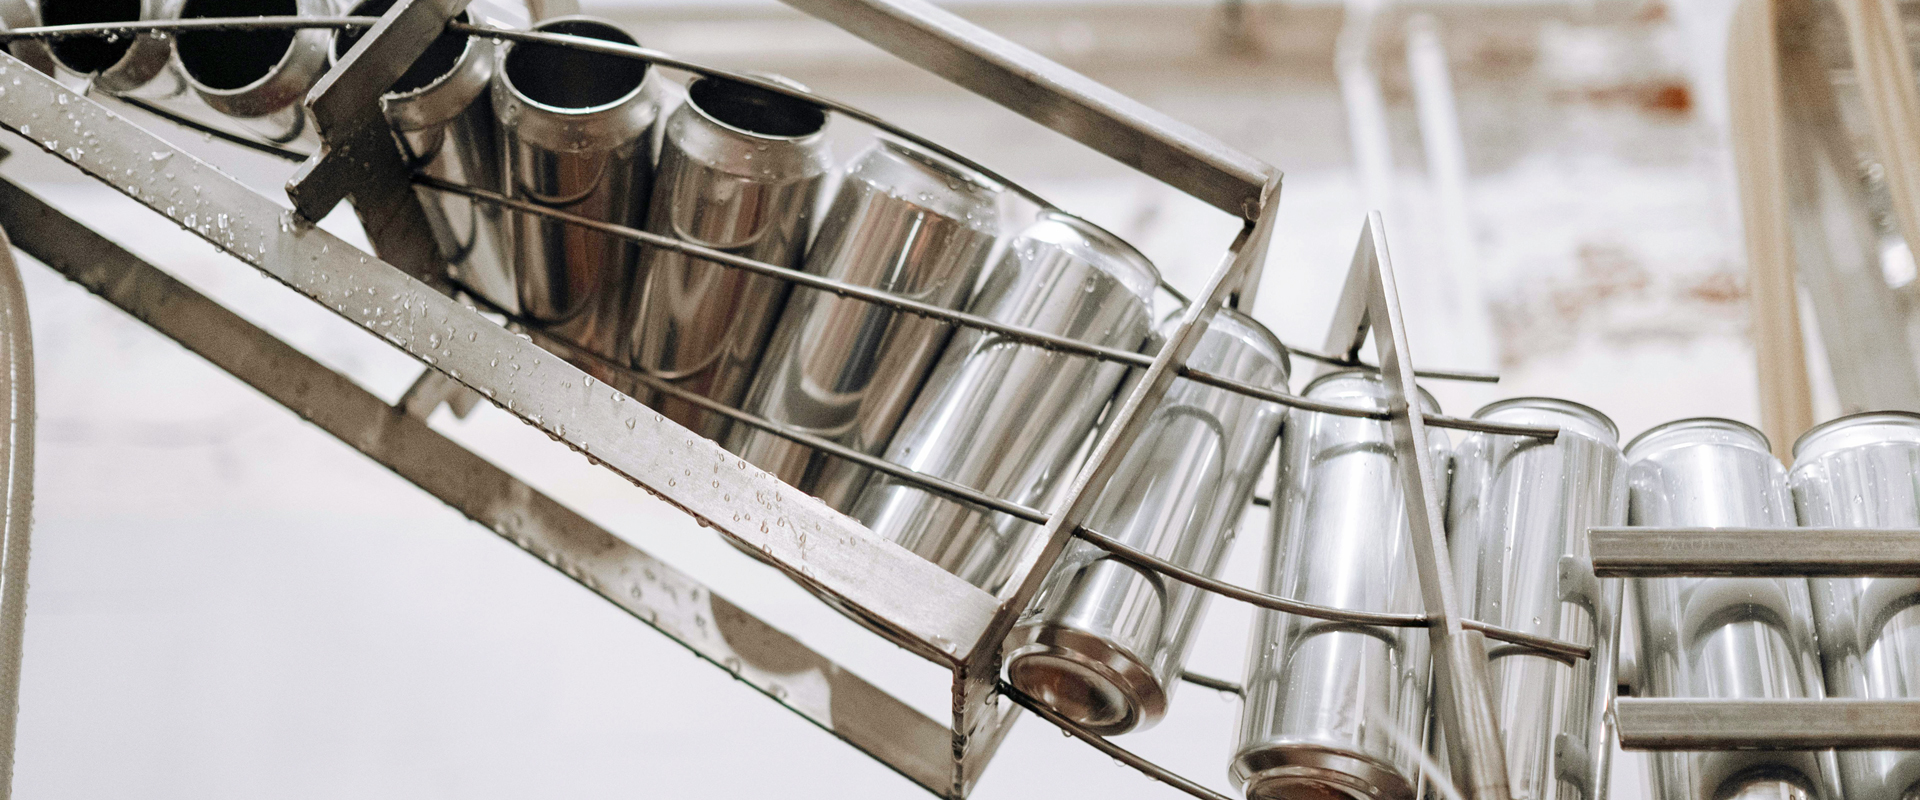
[1006,308,1287,735]
[848,211,1158,594]
[1232,370,1445,800]
[0,0,56,77]
[625,74,831,440]
[727,137,999,509]
[173,0,334,144]
[41,0,180,97]
[1626,418,1836,800]
[1789,411,1920,800]
[493,15,659,360]
[331,1,511,313]
[1446,398,1626,800]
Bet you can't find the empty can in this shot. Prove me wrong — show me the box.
[0,0,55,77]
[849,210,1158,594]
[173,0,333,144]
[727,137,1000,509]
[333,0,512,313]
[1446,398,1627,800]
[1626,418,1837,800]
[41,0,179,97]
[625,74,831,440]
[1232,370,1445,800]
[494,15,659,359]
[1006,308,1287,736]
[1789,411,1920,800]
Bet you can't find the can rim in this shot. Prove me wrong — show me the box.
[175,0,311,100]
[1790,409,1920,459]
[1209,307,1292,380]
[1034,209,1161,304]
[1624,416,1770,459]
[873,134,1005,194]
[1299,367,1441,415]
[500,15,650,116]
[1473,396,1618,443]
[332,1,478,102]
[683,73,829,142]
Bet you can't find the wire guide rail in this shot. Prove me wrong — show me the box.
[0,2,1912,799]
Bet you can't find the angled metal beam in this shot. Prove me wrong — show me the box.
[0,175,958,795]
[1617,699,1920,750]
[0,49,1000,669]
[1591,526,1920,577]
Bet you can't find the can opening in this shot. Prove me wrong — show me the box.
[687,76,825,139]
[333,0,470,95]
[176,0,298,91]
[505,20,647,110]
[40,0,140,75]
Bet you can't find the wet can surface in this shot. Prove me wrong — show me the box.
[1005,308,1288,736]
[1446,398,1627,800]
[625,75,832,440]
[41,0,180,98]
[849,210,1158,594]
[1232,370,1445,800]
[727,137,999,509]
[1627,418,1837,800]
[174,0,335,144]
[494,15,659,360]
[333,0,511,313]
[1789,411,1920,800]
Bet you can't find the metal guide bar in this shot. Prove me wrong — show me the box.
[410,176,1546,435]
[1590,526,1920,577]
[0,51,1001,669]
[1616,699,1920,750]
[0,176,959,795]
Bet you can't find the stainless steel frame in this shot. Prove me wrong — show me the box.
[0,4,1600,798]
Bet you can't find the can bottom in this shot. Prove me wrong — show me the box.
[1005,622,1166,736]
[1230,744,1416,800]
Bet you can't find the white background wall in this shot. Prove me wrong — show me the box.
[0,1,1778,798]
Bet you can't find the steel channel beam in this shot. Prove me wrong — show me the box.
[0,176,958,795]
[0,51,999,668]
[1590,526,1920,577]
[1616,699,1920,750]
[776,0,1275,219]
[1332,214,1513,800]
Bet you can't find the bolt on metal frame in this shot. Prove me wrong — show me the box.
[0,2,1604,797]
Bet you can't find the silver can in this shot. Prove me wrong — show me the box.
[173,0,334,144]
[1626,418,1836,800]
[849,211,1158,594]
[1446,398,1626,800]
[333,0,511,313]
[41,0,179,97]
[1006,308,1287,736]
[1789,412,1920,800]
[0,0,56,77]
[625,74,832,440]
[1232,370,1445,800]
[726,137,1000,510]
[494,15,659,359]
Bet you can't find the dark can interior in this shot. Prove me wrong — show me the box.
[40,0,141,75]
[176,0,298,91]
[504,20,648,110]
[333,0,471,95]
[688,77,827,139]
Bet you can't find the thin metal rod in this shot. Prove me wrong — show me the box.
[0,226,32,800]
[415,177,1551,437]
[111,96,314,162]
[1072,526,1591,661]
[1177,670,1243,696]
[1617,698,1920,750]
[0,16,378,39]
[1002,683,1238,800]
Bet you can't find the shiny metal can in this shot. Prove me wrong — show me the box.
[1232,370,1445,800]
[41,0,180,97]
[848,210,1158,594]
[625,74,832,440]
[1788,411,1920,800]
[173,0,334,144]
[493,15,660,359]
[333,0,511,313]
[1446,398,1626,800]
[1005,308,1287,736]
[727,137,999,509]
[1626,418,1837,800]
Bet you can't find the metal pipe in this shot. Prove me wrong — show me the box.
[0,225,35,800]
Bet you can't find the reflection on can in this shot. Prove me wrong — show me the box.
[626,75,832,440]
[850,211,1157,594]
[1627,418,1836,800]
[1789,412,1920,800]
[729,138,1000,510]
[42,0,179,98]
[1447,398,1626,800]
[1007,309,1288,736]
[175,0,334,144]
[1233,370,1445,800]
